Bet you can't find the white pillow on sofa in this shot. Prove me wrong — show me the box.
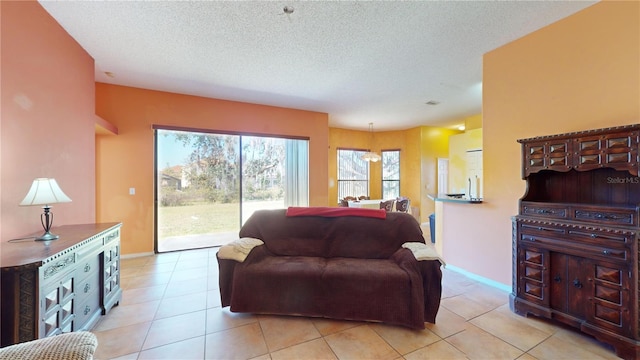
[218,237,264,262]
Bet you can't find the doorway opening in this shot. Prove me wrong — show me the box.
[155,128,308,252]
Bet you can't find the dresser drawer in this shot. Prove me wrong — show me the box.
[520,233,629,263]
[76,254,100,283]
[566,227,634,248]
[572,207,637,226]
[519,222,566,236]
[75,270,99,305]
[521,203,569,219]
[74,292,101,331]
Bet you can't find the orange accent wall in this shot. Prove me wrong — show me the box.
[0,1,96,240]
[328,126,456,222]
[328,128,421,203]
[441,1,639,286]
[95,84,329,255]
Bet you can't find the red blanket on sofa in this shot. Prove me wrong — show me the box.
[286,206,386,219]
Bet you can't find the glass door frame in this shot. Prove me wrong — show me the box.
[153,124,309,253]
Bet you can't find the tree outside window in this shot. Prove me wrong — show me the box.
[382,150,400,199]
[337,149,369,201]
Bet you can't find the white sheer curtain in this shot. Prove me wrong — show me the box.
[284,139,309,207]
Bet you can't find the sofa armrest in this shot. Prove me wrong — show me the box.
[391,247,443,324]
[217,241,267,308]
[0,331,97,360]
[217,257,237,308]
[217,237,264,262]
[416,259,443,323]
[402,242,445,266]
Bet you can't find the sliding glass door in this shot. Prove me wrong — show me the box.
[155,128,308,252]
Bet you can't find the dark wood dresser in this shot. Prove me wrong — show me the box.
[510,125,639,360]
[1,223,122,347]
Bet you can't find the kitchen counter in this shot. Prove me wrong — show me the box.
[427,193,483,204]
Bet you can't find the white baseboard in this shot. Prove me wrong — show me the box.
[446,264,511,293]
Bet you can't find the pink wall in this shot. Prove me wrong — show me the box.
[441,1,639,286]
[0,1,96,241]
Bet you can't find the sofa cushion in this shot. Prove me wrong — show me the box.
[239,209,425,259]
[322,257,413,324]
[228,245,426,327]
[230,251,327,316]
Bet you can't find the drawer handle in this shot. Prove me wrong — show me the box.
[536,209,552,214]
[573,279,583,289]
[590,233,598,238]
[84,283,91,293]
[84,264,91,272]
[84,305,91,315]
[553,275,561,283]
[594,213,623,220]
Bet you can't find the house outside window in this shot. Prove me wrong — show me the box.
[382,150,400,199]
[337,148,369,201]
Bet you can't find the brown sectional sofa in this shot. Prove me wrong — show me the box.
[217,207,443,329]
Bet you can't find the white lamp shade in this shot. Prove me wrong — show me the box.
[361,151,381,162]
[19,178,72,206]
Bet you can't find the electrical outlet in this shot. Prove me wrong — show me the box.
[129,187,135,195]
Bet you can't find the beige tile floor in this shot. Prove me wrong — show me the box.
[91,247,622,360]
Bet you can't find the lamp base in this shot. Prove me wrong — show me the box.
[35,231,60,241]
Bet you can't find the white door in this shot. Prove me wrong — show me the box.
[437,158,449,195]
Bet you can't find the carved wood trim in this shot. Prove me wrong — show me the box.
[517,124,640,143]
[512,218,518,295]
[18,270,36,342]
[514,216,637,236]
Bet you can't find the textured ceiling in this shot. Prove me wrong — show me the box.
[39,1,596,131]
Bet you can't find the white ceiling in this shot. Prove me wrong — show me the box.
[39,1,596,131]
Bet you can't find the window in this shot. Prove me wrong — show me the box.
[337,148,369,201]
[155,128,309,252]
[382,150,400,199]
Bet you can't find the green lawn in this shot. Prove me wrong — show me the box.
[157,202,240,238]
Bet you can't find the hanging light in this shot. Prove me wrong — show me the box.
[361,123,381,162]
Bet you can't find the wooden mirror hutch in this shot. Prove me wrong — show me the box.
[511,124,639,360]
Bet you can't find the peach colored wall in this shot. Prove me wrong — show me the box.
[441,1,639,286]
[95,84,329,255]
[0,1,96,241]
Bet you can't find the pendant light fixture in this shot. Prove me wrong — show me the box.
[361,123,381,162]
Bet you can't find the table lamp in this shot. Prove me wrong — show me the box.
[19,178,72,241]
